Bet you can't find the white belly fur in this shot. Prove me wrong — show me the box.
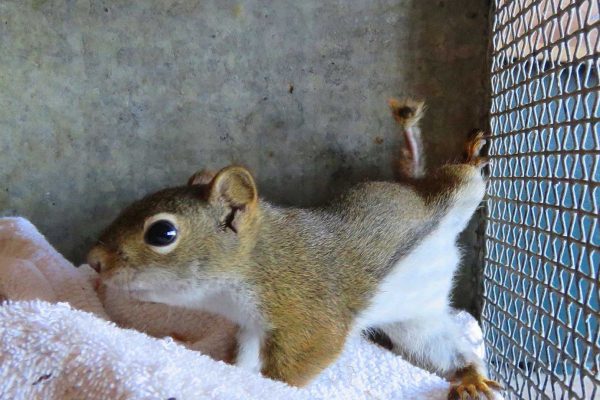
[355,177,485,330]
[355,227,460,329]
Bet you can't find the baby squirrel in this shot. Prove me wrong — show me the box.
[88,100,502,399]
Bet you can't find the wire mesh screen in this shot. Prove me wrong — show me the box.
[482,0,599,399]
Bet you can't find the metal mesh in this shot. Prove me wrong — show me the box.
[482,0,599,399]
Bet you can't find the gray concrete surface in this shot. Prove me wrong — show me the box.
[0,0,490,314]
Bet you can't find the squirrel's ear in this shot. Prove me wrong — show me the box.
[210,166,257,207]
[209,166,258,232]
[188,169,216,186]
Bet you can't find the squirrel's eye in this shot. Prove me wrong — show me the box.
[144,220,178,247]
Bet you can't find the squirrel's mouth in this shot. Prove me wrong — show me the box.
[102,275,159,302]
[125,287,156,301]
[102,270,195,306]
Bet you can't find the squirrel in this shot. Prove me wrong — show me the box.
[87,99,502,400]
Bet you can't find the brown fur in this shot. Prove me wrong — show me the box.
[89,165,482,385]
[88,102,500,396]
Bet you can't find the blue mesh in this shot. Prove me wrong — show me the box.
[483,1,599,399]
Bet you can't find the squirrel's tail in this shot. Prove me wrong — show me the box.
[388,98,426,179]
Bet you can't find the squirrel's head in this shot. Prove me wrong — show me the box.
[87,165,259,302]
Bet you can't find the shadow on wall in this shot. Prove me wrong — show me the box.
[0,0,489,307]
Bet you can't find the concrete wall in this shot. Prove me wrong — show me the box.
[0,0,489,313]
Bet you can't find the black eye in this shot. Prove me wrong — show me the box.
[144,220,178,247]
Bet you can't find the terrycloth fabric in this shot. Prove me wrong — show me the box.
[0,300,466,400]
[0,217,238,361]
[0,217,107,318]
[0,217,485,399]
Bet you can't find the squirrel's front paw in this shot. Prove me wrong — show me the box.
[464,131,489,168]
[447,365,503,400]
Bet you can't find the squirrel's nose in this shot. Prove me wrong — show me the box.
[87,247,108,273]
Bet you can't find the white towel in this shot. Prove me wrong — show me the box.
[0,217,485,399]
[0,217,106,317]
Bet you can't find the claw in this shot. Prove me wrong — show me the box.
[484,379,504,391]
[466,384,479,399]
[482,387,495,400]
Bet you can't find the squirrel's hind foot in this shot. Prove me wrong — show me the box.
[388,98,426,179]
[388,98,425,128]
[448,365,503,400]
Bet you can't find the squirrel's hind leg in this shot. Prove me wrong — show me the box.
[378,313,502,399]
[388,98,426,179]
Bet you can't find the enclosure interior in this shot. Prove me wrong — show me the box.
[1,1,598,399]
[0,0,489,313]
